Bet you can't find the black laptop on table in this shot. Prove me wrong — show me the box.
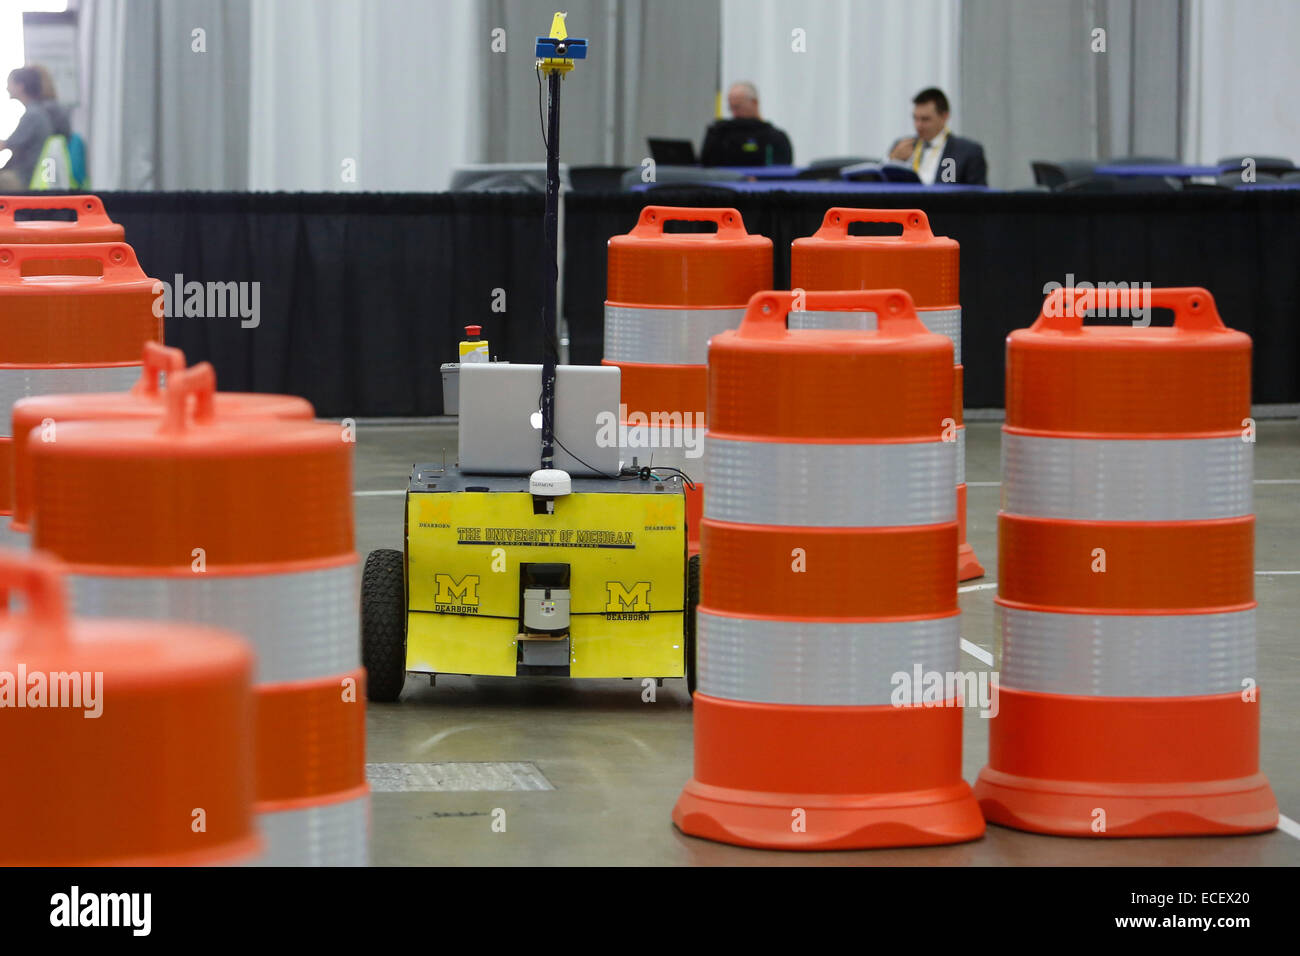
[648,138,698,166]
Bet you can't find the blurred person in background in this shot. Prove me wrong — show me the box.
[0,67,53,190]
[32,64,71,138]
[887,87,987,185]
[700,81,793,167]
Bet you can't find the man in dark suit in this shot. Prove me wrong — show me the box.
[887,87,986,186]
[700,81,793,167]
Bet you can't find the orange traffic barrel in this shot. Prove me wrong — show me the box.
[0,241,162,545]
[604,206,772,555]
[0,195,125,244]
[30,364,369,865]
[974,286,1277,836]
[674,289,984,850]
[8,342,314,540]
[0,549,260,865]
[792,207,983,581]
[0,196,126,277]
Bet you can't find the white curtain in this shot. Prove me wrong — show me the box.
[247,0,484,192]
[82,0,158,189]
[81,0,721,190]
[82,0,250,190]
[86,0,1299,191]
[480,0,721,168]
[958,0,1187,189]
[1184,0,1300,165]
[720,0,961,166]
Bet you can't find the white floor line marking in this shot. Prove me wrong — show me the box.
[964,479,1298,487]
[961,639,994,666]
[354,489,406,497]
[1277,815,1300,841]
[366,761,554,792]
[956,574,1293,586]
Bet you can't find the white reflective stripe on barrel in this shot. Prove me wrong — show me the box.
[67,561,360,683]
[0,364,142,436]
[955,426,965,486]
[603,305,744,365]
[620,423,705,472]
[920,307,961,363]
[0,522,28,549]
[788,310,874,332]
[997,604,1255,697]
[790,306,961,364]
[697,610,960,706]
[253,793,369,867]
[1001,433,1252,521]
[705,436,954,527]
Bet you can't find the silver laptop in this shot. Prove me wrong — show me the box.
[458,364,621,477]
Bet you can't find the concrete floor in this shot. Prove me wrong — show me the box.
[354,419,1300,866]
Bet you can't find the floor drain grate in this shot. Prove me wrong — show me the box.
[365,761,555,792]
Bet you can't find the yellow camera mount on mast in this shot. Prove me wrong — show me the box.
[536,12,583,74]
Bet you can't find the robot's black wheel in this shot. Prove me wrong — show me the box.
[361,548,407,703]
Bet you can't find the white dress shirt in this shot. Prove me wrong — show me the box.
[912,129,950,184]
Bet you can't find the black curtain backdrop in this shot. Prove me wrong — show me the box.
[102,192,548,418]
[563,188,1300,411]
[85,189,1299,416]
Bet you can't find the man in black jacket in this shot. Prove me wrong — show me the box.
[887,87,987,186]
[700,81,793,167]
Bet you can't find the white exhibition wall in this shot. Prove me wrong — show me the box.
[1183,0,1300,167]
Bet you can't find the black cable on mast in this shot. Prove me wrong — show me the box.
[539,69,562,471]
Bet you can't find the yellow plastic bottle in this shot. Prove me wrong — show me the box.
[459,325,490,363]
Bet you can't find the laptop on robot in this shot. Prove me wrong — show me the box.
[458,363,622,477]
